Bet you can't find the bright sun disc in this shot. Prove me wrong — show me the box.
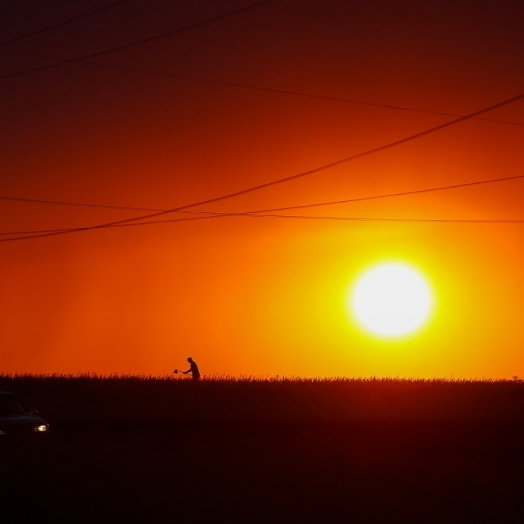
[349,262,433,338]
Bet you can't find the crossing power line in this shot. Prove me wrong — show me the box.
[2,5,523,242]
[3,91,524,242]
[0,0,135,46]
[0,0,276,81]
[1,87,520,244]
[3,212,524,241]
[2,173,523,214]
[2,174,524,240]
[3,47,524,129]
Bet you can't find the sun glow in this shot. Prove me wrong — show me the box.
[349,262,433,338]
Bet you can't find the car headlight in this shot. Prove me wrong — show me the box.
[33,425,48,432]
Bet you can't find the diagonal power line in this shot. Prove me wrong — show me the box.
[4,210,524,239]
[99,64,524,127]
[1,86,524,244]
[0,195,162,212]
[0,0,276,81]
[3,172,524,238]
[0,112,524,242]
[0,0,135,46]
[3,47,524,129]
[2,92,524,242]
[2,173,524,215]
[249,174,524,214]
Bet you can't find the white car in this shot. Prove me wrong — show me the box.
[0,391,49,436]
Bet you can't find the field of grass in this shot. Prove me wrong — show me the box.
[3,373,524,424]
[2,375,524,523]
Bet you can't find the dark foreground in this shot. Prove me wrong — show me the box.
[2,376,524,523]
[2,420,524,524]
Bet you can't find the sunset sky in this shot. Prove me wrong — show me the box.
[1,0,524,378]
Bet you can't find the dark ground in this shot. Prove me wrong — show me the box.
[2,420,524,524]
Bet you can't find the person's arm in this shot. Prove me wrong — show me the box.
[182,367,192,375]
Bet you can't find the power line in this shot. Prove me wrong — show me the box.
[168,211,524,224]
[0,195,162,212]
[2,174,524,239]
[228,214,524,224]
[3,47,524,129]
[2,90,523,243]
[2,4,523,130]
[0,0,135,46]
[252,174,524,213]
[0,0,276,81]
[2,173,523,214]
[0,215,213,239]
[97,64,524,127]
[2,211,524,241]
[3,3,523,130]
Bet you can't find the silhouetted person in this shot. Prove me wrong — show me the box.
[182,357,200,380]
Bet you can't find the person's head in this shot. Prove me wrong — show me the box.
[187,357,193,363]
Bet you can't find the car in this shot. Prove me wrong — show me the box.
[0,391,49,436]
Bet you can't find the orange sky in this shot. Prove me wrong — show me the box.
[1,0,524,378]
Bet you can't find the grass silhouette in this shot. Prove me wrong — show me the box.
[2,374,524,523]
[1,373,524,424]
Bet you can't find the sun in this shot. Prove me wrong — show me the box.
[348,262,433,338]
